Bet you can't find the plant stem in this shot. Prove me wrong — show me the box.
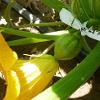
[18,22,65,28]
[40,43,54,55]
[81,36,92,53]
[3,0,15,27]
[33,42,100,100]
[26,43,55,58]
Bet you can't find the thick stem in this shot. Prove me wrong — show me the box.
[33,42,100,100]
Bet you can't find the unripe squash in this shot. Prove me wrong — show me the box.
[11,54,59,100]
[54,32,81,60]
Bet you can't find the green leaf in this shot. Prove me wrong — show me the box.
[1,27,59,40]
[42,0,68,12]
[2,27,69,41]
[7,38,48,46]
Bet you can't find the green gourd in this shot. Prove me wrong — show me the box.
[54,32,82,60]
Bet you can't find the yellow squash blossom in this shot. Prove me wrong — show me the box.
[12,55,59,100]
[0,33,59,100]
[0,33,20,100]
[0,33,18,71]
[4,70,20,100]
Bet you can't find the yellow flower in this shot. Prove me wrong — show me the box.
[12,55,59,100]
[0,34,18,72]
[0,33,20,100]
[0,33,59,100]
[4,70,20,100]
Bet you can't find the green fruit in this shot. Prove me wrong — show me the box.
[54,32,82,60]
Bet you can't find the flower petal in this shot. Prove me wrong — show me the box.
[4,70,20,100]
[0,33,18,71]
